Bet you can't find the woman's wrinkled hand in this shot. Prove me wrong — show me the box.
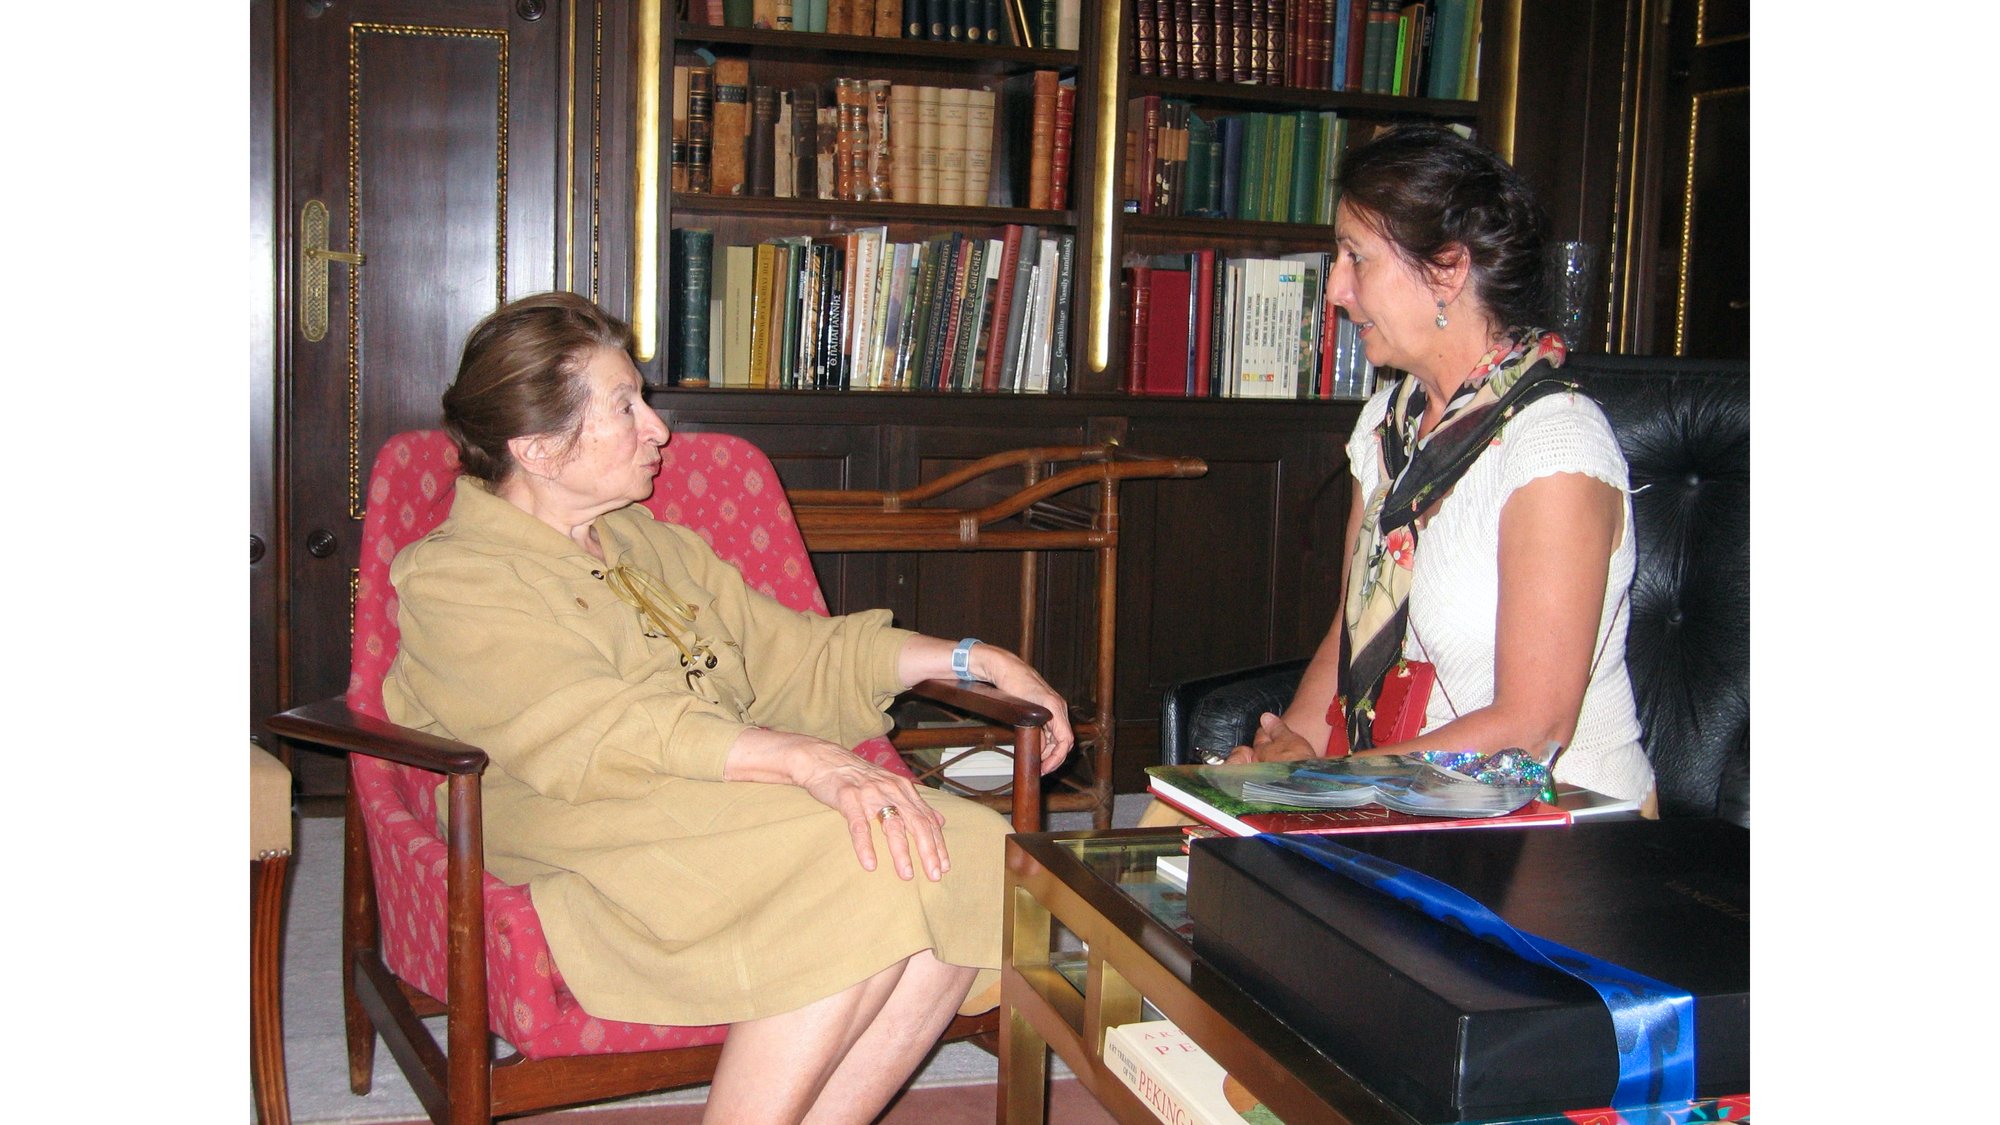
[787,738,951,882]
[972,646,1075,774]
[1225,712,1318,764]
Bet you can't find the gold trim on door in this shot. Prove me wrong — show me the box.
[632,0,663,362]
[1674,85,1747,355]
[345,22,511,519]
[1489,0,1524,163]
[1087,0,1125,376]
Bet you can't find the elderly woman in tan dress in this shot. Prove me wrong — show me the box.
[383,292,1074,1125]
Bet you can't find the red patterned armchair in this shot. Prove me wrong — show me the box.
[269,430,1051,1124]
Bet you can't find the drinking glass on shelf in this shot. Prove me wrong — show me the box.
[1546,242,1601,353]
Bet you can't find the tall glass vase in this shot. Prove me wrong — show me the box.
[1546,242,1601,353]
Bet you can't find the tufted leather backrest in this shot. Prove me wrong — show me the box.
[1563,355,1748,825]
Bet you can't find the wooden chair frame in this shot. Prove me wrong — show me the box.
[791,443,1207,830]
[268,677,1044,1125]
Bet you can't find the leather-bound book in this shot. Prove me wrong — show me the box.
[1345,0,1368,89]
[964,87,997,208]
[774,90,796,197]
[752,0,778,27]
[875,0,903,34]
[1134,0,1158,76]
[746,84,777,197]
[1123,264,1152,394]
[671,66,690,193]
[915,86,941,204]
[889,85,919,201]
[865,80,894,201]
[1263,0,1284,84]
[1190,0,1214,79]
[669,228,714,386]
[1134,94,1160,215]
[1245,0,1266,84]
[1026,70,1058,210]
[986,0,1005,42]
[816,103,840,199]
[723,0,753,25]
[1173,0,1194,78]
[1048,80,1074,210]
[1231,0,1253,82]
[1037,0,1056,50]
[906,0,926,35]
[712,60,751,196]
[792,84,820,199]
[825,0,849,34]
[686,67,714,193]
[937,87,970,206]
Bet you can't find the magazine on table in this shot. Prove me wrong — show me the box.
[1146,756,1577,838]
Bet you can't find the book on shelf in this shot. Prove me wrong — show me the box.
[686,67,715,194]
[1101,1019,1275,1125]
[774,89,797,198]
[1115,0,1477,93]
[964,87,997,206]
[938,87,970,204]
[670,228,714,385]
[1147,760,1572,837]
[671,66,691,193]
[746,84,778,196]
[1124,108,1343,225]
[1048,80,1075,210]
[1123,252,1372,399]
[713,59,750,196]
[1027,69,1058,209]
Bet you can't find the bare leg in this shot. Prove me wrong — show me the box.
[801,950,976,1125]
[702,959,907,1125]
[702,951,973,1125]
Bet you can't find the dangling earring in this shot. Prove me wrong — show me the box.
[1435,300,1449,329]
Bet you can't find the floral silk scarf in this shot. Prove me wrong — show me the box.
[1334,328,1572,754]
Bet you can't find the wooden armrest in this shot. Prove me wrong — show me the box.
[268,697,490,776]
[905,679,1051,729]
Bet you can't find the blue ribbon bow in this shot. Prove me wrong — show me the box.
[1254,833,1696,1109]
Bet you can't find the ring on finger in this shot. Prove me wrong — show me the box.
[877,804,900,823]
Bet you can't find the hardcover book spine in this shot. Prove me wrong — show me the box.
[671,228,713,385]
[1135,0,1158,76]
[907,0,926,35]
[1124,264,1152,394]
[1230,0,1252,82]
[904,238,943,387]
[938,87,971,206]
[1165,0,1186,79]
[1056,0,1081,47]
[965,88,997,208]
[967,239,1004,388]
[1344,0,1368,89]
[916,86,942,204]
[981,225,1025,391]
[1246,0,1266,85]
[928,0,948,38]
[749,243,776,386]
[1192,249,1215,396]
[1190,0,1214,79]
[724,0,754,25]
[774,91,796,198]
[1047,233,1074,392]
[889,85,919,202]
[712,60,750,196]
[1264,0,1285,84]
[1027,70,1058,210]
[723,244,754,385]
[803,0,827,31]
[1048,81,1075,211]
[777,0,795,29]
[876,0,903,34]
[747,85,777,197]
[792,85,820,199]
[753,0,778,27]
[866,79,894,200]
[816,105,840,199]
[987,0,1005,42]
[1218,115,1241,219]
[686,67,714,194]
[1037,0,1057,51]
[947,238,988,390]
[826,0,849,33]
[1136,95,1160,216]
[671,66,690,193]
[1288,110,1316,223]
[923,236,963,390]
[998,226,1039,392]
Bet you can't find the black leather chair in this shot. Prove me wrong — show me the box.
[1159,354,1749,826]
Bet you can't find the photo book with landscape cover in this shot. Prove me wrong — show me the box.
[1146,756,1583,837]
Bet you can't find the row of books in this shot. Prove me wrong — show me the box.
[680,0,1083,48]
[1123,251,1378,399]
[671,67,1076,209]
[1125,100,1349,223]
[669,225,1076,392]
[1134,0,1481,100]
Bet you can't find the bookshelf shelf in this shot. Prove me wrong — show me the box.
[1121,213,1336,241]
[1128,75,1479,118]
[672,192,1074,228]
[673,22,1080,70]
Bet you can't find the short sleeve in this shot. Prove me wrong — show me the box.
[1347,383,1395,495]
[1495,391,1630,501]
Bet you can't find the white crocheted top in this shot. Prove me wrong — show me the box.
[1348,384,1654,802]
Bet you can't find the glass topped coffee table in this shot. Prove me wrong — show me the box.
[1000,827,1421,1125]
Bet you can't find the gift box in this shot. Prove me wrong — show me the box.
[1186,820,1748,1123]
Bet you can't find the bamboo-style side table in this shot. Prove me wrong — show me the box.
[998,828,1414,1125]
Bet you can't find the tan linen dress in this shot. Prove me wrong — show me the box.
[384,478,1006,1027]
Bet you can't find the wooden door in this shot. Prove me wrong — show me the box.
[279,0,576,794]
[1654,0,1748,358]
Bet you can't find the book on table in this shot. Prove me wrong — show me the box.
[1102,1019,1278,1125]
[1147,758,1576,837]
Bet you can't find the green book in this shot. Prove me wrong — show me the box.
[669,227,714,386]
[776,239,807,389]
[722,0,753,27]
[1185,113,1213,217]
[1268,115,1296,226]
[1288,111,1319,225]
[1391,9,1411,95]
[1241,115,1267,222]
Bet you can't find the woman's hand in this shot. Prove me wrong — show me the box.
[725,728,950,881]
[967,645,1075,774]
[1225,712,1318,764]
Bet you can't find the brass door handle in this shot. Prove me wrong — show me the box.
[299,199,363,342]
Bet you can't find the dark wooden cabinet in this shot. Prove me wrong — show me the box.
[654,390,1359,789]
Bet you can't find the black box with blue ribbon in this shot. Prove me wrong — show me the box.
[1185,819,1748,1123]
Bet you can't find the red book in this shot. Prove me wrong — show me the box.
[1143,269,1193,395]
[1290,0,1307,87]
[1345,0,1369,91]
[1136,95,1161,215]
[981,225,1026,391]
[1124,265,1152,394]
[1191,250,1216,397]
[1051,82,1076,211]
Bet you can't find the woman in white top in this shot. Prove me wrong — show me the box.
[1227,127,1656,809]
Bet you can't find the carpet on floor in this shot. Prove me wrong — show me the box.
[270,793,1154,1124]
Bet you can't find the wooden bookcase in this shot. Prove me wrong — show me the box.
[642,3,1524,789]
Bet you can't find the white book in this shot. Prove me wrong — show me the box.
[875,243,911,389]
[847,227,885,389]
[709,293,723,384]
[1220,259,1242,397]
[1102,1020,1270,1125]
[1274,258,1303,398]
[1055,0,1082,49]
[1026,237,1059,391]
[915,87,941,206]
[937,87,970,207]
[866,232,896,387]
[964,89,997,208]
[1241,259,1278,399]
